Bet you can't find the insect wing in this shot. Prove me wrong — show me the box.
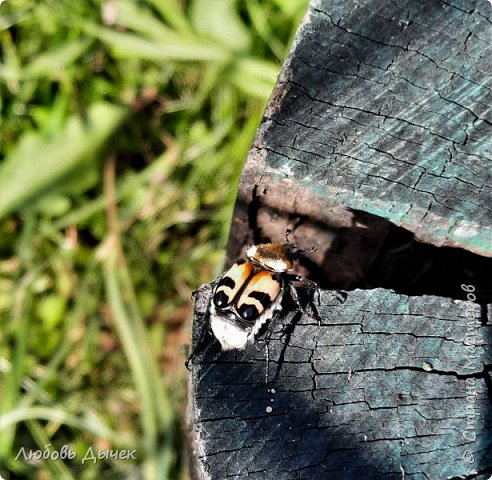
[236,270,282,322]
[213,260,253,310]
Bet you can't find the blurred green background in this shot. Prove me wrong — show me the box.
[0,0,307,478]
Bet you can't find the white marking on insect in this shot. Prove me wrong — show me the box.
[186,229,321,380]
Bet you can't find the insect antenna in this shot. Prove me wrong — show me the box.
[285,228,317,254]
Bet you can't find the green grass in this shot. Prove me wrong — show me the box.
[0,1,308,478]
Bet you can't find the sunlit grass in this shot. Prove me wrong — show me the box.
[0,0,308,478]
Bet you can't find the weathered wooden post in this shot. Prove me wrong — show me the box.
[187,0,492,478]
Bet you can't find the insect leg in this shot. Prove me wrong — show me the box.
[186,274,226,369]
[185,307,212,370]
[284,273,318,289]
[287,282,321,325]
[265,341,270,385]
[262,316,281,384]
[285,273,321,306]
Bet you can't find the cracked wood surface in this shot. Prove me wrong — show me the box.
[188,1,492,479]
[227,0,491,264]
[188,287,492,479]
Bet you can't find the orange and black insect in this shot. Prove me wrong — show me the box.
[185,230,320,370]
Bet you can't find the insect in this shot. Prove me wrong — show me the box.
[185,230,320,370]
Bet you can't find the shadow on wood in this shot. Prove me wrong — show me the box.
[188,286,492,479]
[187,0,492,478]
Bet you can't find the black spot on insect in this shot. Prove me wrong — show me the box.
[214,291,229,308]
[248,291,273,309]
[238,304,259,320]
[186,229,321,378]
[218,276,235,289]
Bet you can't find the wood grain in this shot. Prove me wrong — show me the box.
[188,286,492,479]
[187,0,492,478]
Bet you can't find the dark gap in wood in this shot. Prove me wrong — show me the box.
[247,184,266,245]
[484,365,492,407]
[234,198,492,304]
[481,305,489,326]
[347,209,492,305]
[447,465,492,480]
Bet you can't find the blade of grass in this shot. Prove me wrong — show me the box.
[0,407,126,447]
[0,261,37,463]
[90,26,228,61]
[109,0,175,42]
[190,0,251,52]
[25,420,75,479]
[148,0,191,34]
[0,102,127,220]
[0,7,31,32]
[222,56,280,100]
[18,257,100,408]
[23,39,91,80]
[246,1,286,61]
[101,156,174,478]
[43,143,180,233]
